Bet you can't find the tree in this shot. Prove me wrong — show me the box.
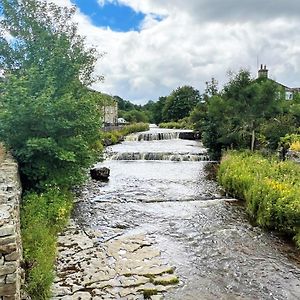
[151,96,167,124]
[202,70,283,158]
[162,86,200,122]
[0,0,102,189]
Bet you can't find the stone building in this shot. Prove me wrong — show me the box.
[103,101,118,125]
[257,65,300,100]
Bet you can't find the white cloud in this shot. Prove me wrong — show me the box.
[47,0,300,104]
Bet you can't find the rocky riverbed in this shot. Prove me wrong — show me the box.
[52,219,178,300]
[51,128,300,300]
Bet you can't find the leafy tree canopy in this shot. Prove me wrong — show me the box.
[201,70,284,158]
[0,0,103,190]
[162,85,200,122]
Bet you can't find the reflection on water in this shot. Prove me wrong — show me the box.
[75,127,300,299]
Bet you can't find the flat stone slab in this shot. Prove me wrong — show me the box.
[51,220,178,299]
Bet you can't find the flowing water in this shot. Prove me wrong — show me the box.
[74,125,300,300]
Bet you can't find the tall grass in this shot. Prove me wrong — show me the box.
[21,188,73,299]
[218,151,300,247]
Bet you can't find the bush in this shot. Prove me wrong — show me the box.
[101,123,149,145]
[280,133,300,149]
[218,151,300,247]
[291,141,300,151]
[21,188,73,299]
[159,120,192,129]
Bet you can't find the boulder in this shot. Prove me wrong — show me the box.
[178,131,200,140]
[90,167,110,181]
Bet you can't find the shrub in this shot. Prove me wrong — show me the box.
[21,188,73,299]
[290,141,300,151]
[218,151,300,247]
[280,133,300,149]
[101,123,149,145]
[159,120,192,129]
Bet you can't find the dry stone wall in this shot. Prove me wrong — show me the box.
[0,152,23,300]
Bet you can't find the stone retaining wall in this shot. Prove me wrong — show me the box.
[0,152,23,300]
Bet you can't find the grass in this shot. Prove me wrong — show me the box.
[101,122,149,145]
[218,151,300,247]
[21,188,73,299]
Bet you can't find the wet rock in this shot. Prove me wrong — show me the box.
[286,150,300,163]
[178,131,200,140]
[90,167,110,181]
[52,222,179,299]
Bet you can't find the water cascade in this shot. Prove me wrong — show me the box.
[125,131,180,141]
[107,151,209,161]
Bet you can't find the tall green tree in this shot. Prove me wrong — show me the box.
[162,85,200,122]
[202,70,283,158]
[0,0,102,189]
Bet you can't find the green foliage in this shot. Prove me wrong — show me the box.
[280,133,300,148]
[159,119,192,129]
[201,70,284,158]
[21,188,73,299]
[123,109,149,123]
[259,115,298,150]
[0,0,102,190]
[218,151,300,247]
[162,86,200,122]
[101,123,149,145]
[148,96,167,124]
[114,95,141,111]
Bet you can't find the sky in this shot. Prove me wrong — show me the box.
[49,0,300,104]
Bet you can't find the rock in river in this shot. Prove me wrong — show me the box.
[90,166,110,181]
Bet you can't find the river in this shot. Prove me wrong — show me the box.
[52,125,300,300]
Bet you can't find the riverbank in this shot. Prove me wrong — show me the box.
[19,123,150,299]
[218,151,300,248]
[102,123,149,146]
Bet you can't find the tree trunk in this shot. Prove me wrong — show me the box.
[251,130,255,151]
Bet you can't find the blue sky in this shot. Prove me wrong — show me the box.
[73,0,146,31]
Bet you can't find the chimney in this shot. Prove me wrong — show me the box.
[258,64,268,78]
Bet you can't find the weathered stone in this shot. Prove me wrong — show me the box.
[0,244,17,255]
[0,283,16,296]
[0,226,14,238]
[150,295,163,300]
[0,262,16,276]
[119,276,150,287]
[0,236,15,246]
[4,252,18,262]
[3,295,16,300]
[72,291,92,300]
[0,206,10,224]
[51,284,72,297]
[90,167,110,181]
[0,276,5,284]
[52,226,179,300]
[5,274,17,284]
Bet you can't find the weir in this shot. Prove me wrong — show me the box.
[107,151,210,161]
[125,131,180,141]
